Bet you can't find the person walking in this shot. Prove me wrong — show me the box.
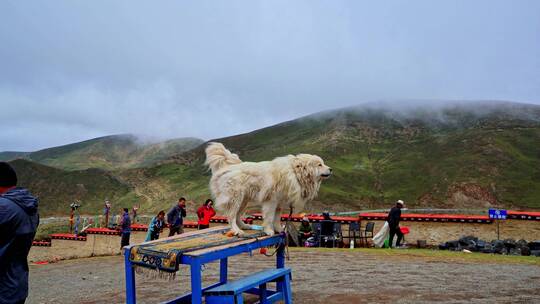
[387,200,405,248]
[0,162,40,304]
[145,210,165,241]
[167,197,187,236]
[119,208,131,249]
[197,199,216,230]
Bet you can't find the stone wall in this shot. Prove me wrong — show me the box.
[340,220,540,246]
[28,229,197,262]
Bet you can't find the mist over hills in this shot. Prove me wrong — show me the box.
[6,101,540,216]
[0,134,203,170]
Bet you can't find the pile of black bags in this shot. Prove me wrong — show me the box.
[439,236,540,256]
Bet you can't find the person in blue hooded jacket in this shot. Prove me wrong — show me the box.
[145,210,165,241]
[0,162,39,304]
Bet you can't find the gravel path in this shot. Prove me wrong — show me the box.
[27,249,540,304]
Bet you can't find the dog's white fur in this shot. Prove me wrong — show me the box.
[205,142,332,236]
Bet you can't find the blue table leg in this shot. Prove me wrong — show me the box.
[124,248,136,304]
[190,259,203,304]
[220,257,228,283]
[259,283,268,304]
[276,243,285,295]
[276,243,285,269]
[283,273,293,304]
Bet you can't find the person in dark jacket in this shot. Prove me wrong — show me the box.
[0,162,39,304]
[387,200,405,248]
[119,208,131,249]
[167,197,187,236]
[320,211,338,248]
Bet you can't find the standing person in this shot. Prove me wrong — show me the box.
[320,211,337,248]
[132,206,139,223]
[167,197,187,236]
[103,200,111,228]
[0,162,40,304]
[387,200,405,248]
[145,210,165,241]
[197,199,216,230]
[119,208,131,249]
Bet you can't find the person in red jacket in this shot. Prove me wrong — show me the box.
[197,199,216,229]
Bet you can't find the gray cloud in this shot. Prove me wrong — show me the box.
[1,0,539,151]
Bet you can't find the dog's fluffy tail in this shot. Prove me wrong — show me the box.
[205,142,242,173]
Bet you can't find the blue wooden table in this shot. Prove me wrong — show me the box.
[124,227,286,304]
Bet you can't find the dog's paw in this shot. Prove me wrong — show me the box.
[238,223,252,230]
[273,224,284,233]
[232,229,246,237]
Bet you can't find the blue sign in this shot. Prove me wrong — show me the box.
[488,209,507,220]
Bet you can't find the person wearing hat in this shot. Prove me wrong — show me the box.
[0,162,39,304]
[387,200,405,248]
[298,217,313,247]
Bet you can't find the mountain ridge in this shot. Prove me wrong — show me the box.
[1,134,204,171]
[8,101,540,216]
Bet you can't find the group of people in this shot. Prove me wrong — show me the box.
[0,162,219,304]
[0,159,407,304]
[143,197,216,242]
[297,200,406,248]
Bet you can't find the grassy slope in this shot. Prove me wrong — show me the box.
[0,151,30,161]
[123,102,540,214]
[290,248,540,266]
[9,159,131,216]
[9,102,540,216]
[2,135,204,171]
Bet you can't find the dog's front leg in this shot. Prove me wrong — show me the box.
[261,201,278,236]
[273,206,284,233]
[236,200,252,230]
[228,195,246,236]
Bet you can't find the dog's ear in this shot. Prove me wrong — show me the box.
[293,155,317,199]
[292,156,307,174]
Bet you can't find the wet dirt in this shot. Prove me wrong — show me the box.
[27,249,540,304]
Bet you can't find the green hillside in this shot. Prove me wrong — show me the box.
[1,135,203,171]
[9,159,131,216]
[9,101,540,216]
[127,101,540,213]
[0,151,30,160]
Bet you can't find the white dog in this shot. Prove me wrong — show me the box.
[205,142,332,236]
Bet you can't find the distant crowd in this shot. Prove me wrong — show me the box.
[112,197,216,248]
[1,160,408,304]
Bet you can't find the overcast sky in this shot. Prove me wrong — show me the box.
[1,1,539,151]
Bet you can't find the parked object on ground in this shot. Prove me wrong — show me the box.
[373,222,389,248]
[439,236,539,256]
[359,222,376,247]
[400,226,410,234]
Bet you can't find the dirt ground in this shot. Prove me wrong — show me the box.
[27,248,540,304]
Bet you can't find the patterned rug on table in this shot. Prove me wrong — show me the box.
[129,227,267,275]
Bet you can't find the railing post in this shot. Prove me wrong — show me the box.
[124,247,136,304]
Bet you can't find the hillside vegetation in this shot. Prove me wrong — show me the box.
[8,101,540,216]
[9,159,131,215]
[1,135,203,170]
